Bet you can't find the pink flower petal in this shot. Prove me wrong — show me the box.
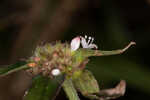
[70,36,80,51]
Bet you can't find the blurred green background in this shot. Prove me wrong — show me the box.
[0,0,150,100]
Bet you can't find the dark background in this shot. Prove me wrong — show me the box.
[0,0,150,100]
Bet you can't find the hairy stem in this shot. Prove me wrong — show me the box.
[0,64,28,77]
[82,41,136,57]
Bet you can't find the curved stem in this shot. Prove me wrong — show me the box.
[81,41,136,57]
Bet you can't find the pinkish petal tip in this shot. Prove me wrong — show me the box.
[70,36,80,51]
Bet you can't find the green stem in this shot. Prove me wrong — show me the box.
[81,41,136,57]
[62,78,80,100]
[0,64,29,77]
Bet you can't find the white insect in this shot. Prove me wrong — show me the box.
[80,35,98,49]
[70,35,98,51]
[51,68,61,76]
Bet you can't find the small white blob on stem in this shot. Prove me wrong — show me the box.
[51,69,61,76]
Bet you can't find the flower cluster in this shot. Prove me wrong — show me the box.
[27,35,98,78]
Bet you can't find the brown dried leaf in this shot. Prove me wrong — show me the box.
[98,80,126,100]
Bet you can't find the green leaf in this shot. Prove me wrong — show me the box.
[62,78,80,100]
[24,75,61,100]
[73,70,100,100]
[0,61,28,76]
[73,70,100,95]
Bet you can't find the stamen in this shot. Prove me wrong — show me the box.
[89,36,92,39]
[85,35,87,39]
[80,35,98,49]
[87,36,92,44]
[91,37,94,44]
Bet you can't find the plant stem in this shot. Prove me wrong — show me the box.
[81,41,136,57]
[0,64,28,77]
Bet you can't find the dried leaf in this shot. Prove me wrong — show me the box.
[98,80,126,100]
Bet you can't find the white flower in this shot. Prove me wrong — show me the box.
[70,36,80,51]
[80,35,98,49]
[51,68,61,76]
[70,35,98,51]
